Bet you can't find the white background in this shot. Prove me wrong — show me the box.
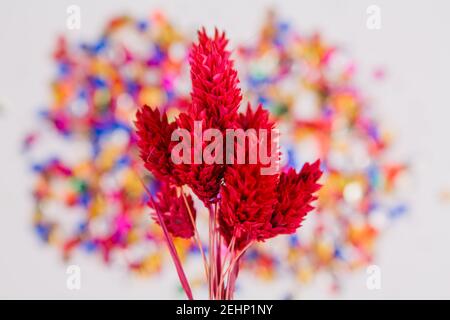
[1,0,450,299]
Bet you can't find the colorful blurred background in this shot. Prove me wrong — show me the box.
[1,0,449,299]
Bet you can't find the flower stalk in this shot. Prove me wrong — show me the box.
[138,177,193,300]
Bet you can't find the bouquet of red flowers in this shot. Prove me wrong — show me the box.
[135,28,322,299]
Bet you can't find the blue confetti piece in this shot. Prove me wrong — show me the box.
[137,20,148,31]
[31,163,45,173]
[126,81,140,95]
[245,250,259,260]
[189,245,200,254]
[389,204,408,219]
[257,95,269,106]
[166,90,175,101]
[35,224,51,242]
[83,240,97,252]
[287,148,297,168]
[289,234,299,246]
[78,221,88,233]
[79,192,91,207]
[89,76,107,88]
[334,247,343,259]
[367,165,381,188]
[93,37,108,54]
[58,62,71,76]
[116,155,131,168]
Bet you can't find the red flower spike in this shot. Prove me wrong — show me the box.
[135,105,180,185]
[189,28,242,130]
[173,113,224,203]
[262,160,323,239]
[237,103,275,132]
[149,182,196,239]
[219,104,280,250]
[234,104,279,165]
[174,28,242,203]
[219,164,278,250]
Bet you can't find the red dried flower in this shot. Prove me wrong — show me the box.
[219,104,280,250]
[173,28,242,203]
[189,28,241,130]
[219,164,278,250]
[149,182,196,239]
[262,160,323,239]
[173,113,225,204]
[236,103,274,131]
[135,105,180,185]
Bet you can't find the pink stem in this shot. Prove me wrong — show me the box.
[218,236,236,296]
[139,177,193,300]
[207,203,215,299]
[227,258,240,299]
[216,230,222,298]
[180,190,209,281]
[215,204,221,298]
[224,241,253,299]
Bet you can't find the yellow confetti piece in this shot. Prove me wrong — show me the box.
[138,87,166,107]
